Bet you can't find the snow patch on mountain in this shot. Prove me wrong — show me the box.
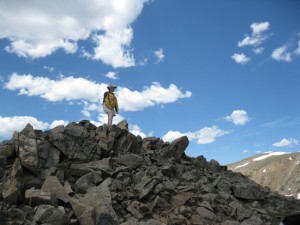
[235,162,249,169]
[252,152,290,161]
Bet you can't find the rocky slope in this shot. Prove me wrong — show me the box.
[228,152,300,199]
[1,120,300,225]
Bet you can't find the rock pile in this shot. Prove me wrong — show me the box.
[0,120,300,225]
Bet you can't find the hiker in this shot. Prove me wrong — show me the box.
[103,84,119,129]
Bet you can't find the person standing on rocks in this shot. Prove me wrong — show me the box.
[103,84,119,129]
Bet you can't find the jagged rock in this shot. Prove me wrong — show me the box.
[221,220,240,225]
[41,176,69,203]
[112,153,144,169]
[240,215,264,225]
[162,136,189,160]
[13,124,61,174]
[117,120,129,130]
[233,183,265,200]
[74,171,103,192]
[70,178,118,225]
[34,204,69,225]
[191,207,217,224]
[70,158,114,178]
[14,124,39,169]
[11,158,23,177]
[25,187,58,207]
[2,177,21,205]
[1,120,300,225]
[0,140,15,159]
[0,156,7,169]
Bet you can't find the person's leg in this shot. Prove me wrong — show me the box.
[107,111,113,128]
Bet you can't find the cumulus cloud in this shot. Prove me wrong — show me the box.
[105,71,118,80]
[273,138,298,147]
[0,116,68,138]
[154,48,165,63]
[5,73,104,102]
[129,124,148,138]
[92,28,135,68]
[0,0,149,67]
[231,53,250,64]
[238,22,270,47]
[225,110,251,126]
[272,46,292,62]
[117,82,192,111]
[5,74,192,113]
[162,126,230,144]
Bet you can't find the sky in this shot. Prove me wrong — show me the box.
[0,0,300,165]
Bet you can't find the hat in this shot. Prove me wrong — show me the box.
[107,84,117,90]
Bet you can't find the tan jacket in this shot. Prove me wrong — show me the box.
[103,92,119,113]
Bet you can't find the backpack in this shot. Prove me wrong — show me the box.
[103,91,109,104]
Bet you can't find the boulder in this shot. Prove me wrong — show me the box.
[25,187,58,207]
[34,204,69,225]
[162,136,189,160]
[41,176,69,203]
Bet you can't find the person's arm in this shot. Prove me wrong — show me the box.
[115,97,119,113]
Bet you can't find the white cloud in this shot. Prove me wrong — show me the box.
[253,47,264,54]
[242,149,249,153]
[238,22,270,47]
[162,131,186,143]
[105,71,118,80]
[154,48,165,63]
[93,28,135,68]
[49,120,69,129]
[273,138,298,147]
[162,126,230,144]
[0,0,149,67]
[5,73,104,102]
[43,66,54,72]
[231,53,250,64]
[5,74,192,113]
[0,116,48,138]
[81,101,99,118]
[295,40,300,55]
[129,124,148,138]
[272,46,292,62]
[194,126,230,144]
[251,22,270,35]
[225,110,251,126]
[117,82,192,111]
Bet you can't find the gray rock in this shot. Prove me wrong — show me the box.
[233,183,265,200]
[34,204,69,225]
[117,120,129,130]
[70,178,118,225]
[2,120,300,225]
[0,140,15,158]
[75,171,103,192]
[41,176,69,203]
[11,158,23,177]
[25,187,58,207]
[112,154,144,169]
[2,177,21,205]
[162,136,189,160]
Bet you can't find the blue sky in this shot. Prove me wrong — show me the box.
[0,0,299,165]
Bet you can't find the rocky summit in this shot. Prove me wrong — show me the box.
[0,120,300,225]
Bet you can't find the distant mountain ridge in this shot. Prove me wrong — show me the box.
[228,151,300,199]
